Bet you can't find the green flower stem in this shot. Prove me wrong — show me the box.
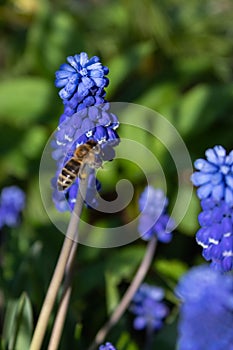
[88,236,157,350]
[29,178,88,350]
[47,239,78,350]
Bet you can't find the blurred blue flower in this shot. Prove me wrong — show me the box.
[196,198,233,272]
[53,54,120,212]
[55,52,109,116]
[0,186,25,229]
[130,283,169,332]
[175,265,233,350]
[99,343,116,350]
[138,186,175,242]
[191,145,233,205]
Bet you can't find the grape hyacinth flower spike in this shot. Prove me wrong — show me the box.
[52,52,120,211]
[130,283,169,332]
[175,265,233,350]
[55,52,109,122]
[191,146,233,272]
[0,186,25,229]
[196,198,233,272]
[138,186,175,242]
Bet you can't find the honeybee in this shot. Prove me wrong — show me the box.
[57,140,102,191]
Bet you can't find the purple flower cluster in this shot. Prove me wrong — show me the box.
[99,343,116,350]
[52,104,119,164]
[138,186,175,242]
[0,186,25,229]
[191,146,233,272]
[130,283,169,332]
[52,53,120,211]
[55,52,109,123]
[175,265,233,350]
[191,145,233,204]
[196,198,233,272]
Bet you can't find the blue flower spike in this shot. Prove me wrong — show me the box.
[138,186,175,242]
[52,53,120,212]
[130,283,169,332]
[196,198,233,272]
[55,52,109,117]
[191,146,233,272]
[0,186,25,229]
[175,265,233,350]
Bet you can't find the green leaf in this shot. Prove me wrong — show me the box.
[105,271,121,314]
[0,337,6,350]
[2,293,33,350]
[20,126,48,158]
[26,176,50,225]
[176,189,200,235]
[1,149,28,179]
[74,323,83,341]
[106,245,145,283]
[44,13,78,71]
[177,84,233,136]
[136,82,179,112]
[107,41,154,97]
[155,259,188,282]
[117,332,138,350]
[177,85,210,135]
[0,77,51,127]
[105,246,146,312]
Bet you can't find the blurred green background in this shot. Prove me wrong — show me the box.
[0,0,233,349]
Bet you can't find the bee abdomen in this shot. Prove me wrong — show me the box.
[57,158,81,191]
[65,158,81,173]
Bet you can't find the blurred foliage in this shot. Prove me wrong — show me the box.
[0,0,232,349]
[2,292,33,350]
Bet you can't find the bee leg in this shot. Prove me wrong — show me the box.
[79,163,88,180]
